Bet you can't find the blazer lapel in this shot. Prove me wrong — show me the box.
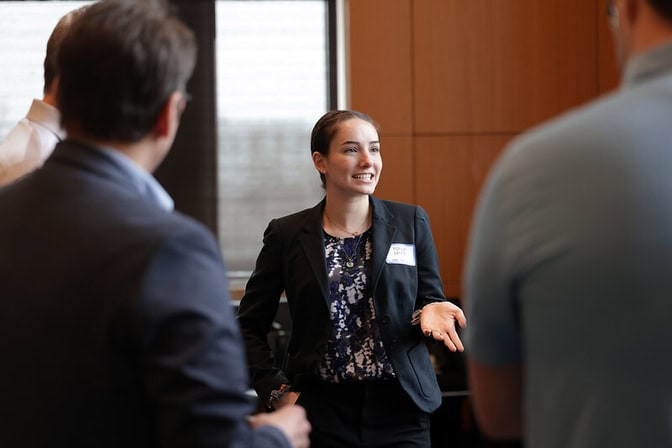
[370,197,396,297]
[298,199,330,305]
[298,197,396,306]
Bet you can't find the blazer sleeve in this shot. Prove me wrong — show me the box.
[236,218,290,404]
[414,205,448,308]
[137,227,290,448]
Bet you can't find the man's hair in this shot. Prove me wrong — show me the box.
[57,0,197,142]
[43,5,89,95]
[649,0,672,22]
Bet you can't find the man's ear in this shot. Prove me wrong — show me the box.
[43,76,59,107]
[154,91,181,138]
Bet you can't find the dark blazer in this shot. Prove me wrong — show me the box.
[237,196,447,413]
[0,141,289,448]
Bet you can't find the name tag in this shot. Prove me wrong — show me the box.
[386,243,416,266]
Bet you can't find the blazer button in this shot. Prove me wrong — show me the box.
[381,314,391,325]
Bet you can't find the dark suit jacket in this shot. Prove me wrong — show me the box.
[0,141,289,448]
[237,196,446,413]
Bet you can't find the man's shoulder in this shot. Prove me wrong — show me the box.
[117,203,217,251]
[48,174,220,258]
[511,75,672,159]
[520,93,623,147]
[495,87,644,175]
[159,210,219,247]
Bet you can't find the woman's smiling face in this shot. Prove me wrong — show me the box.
[315,117,382,198]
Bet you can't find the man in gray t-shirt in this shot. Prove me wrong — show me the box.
[465,1,672,447]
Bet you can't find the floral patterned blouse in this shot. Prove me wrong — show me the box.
[318,228,396,383]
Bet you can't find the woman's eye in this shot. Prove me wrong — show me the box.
[371,146,380,153]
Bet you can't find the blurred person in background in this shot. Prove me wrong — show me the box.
[465,0,672,447]
[0,5,87,186]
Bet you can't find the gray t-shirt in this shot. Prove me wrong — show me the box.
[465,42,672,448]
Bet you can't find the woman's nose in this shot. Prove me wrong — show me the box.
[360,150,373,165]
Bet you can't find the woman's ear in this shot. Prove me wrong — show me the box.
[312,151,326,173]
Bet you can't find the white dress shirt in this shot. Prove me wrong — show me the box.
[0,99,65,187]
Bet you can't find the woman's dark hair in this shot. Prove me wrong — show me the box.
[57,0,197,142]
[310,110,380,187]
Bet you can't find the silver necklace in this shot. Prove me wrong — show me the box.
[324,212,369,237]
[341,234,362,268]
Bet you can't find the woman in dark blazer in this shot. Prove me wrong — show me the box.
[237,110,467,447]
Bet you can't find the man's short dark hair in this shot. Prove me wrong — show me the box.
[649,0,672,22]
[57,0,197,142]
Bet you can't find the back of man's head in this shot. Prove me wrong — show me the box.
[57,0,197,143]
[648,0,672,22]
[43,5,89,96]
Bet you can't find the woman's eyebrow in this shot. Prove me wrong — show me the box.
[339,140,380,145]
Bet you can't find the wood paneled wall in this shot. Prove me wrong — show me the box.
[348,0,620,297]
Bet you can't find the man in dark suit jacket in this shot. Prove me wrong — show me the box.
[0,1,309,447]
